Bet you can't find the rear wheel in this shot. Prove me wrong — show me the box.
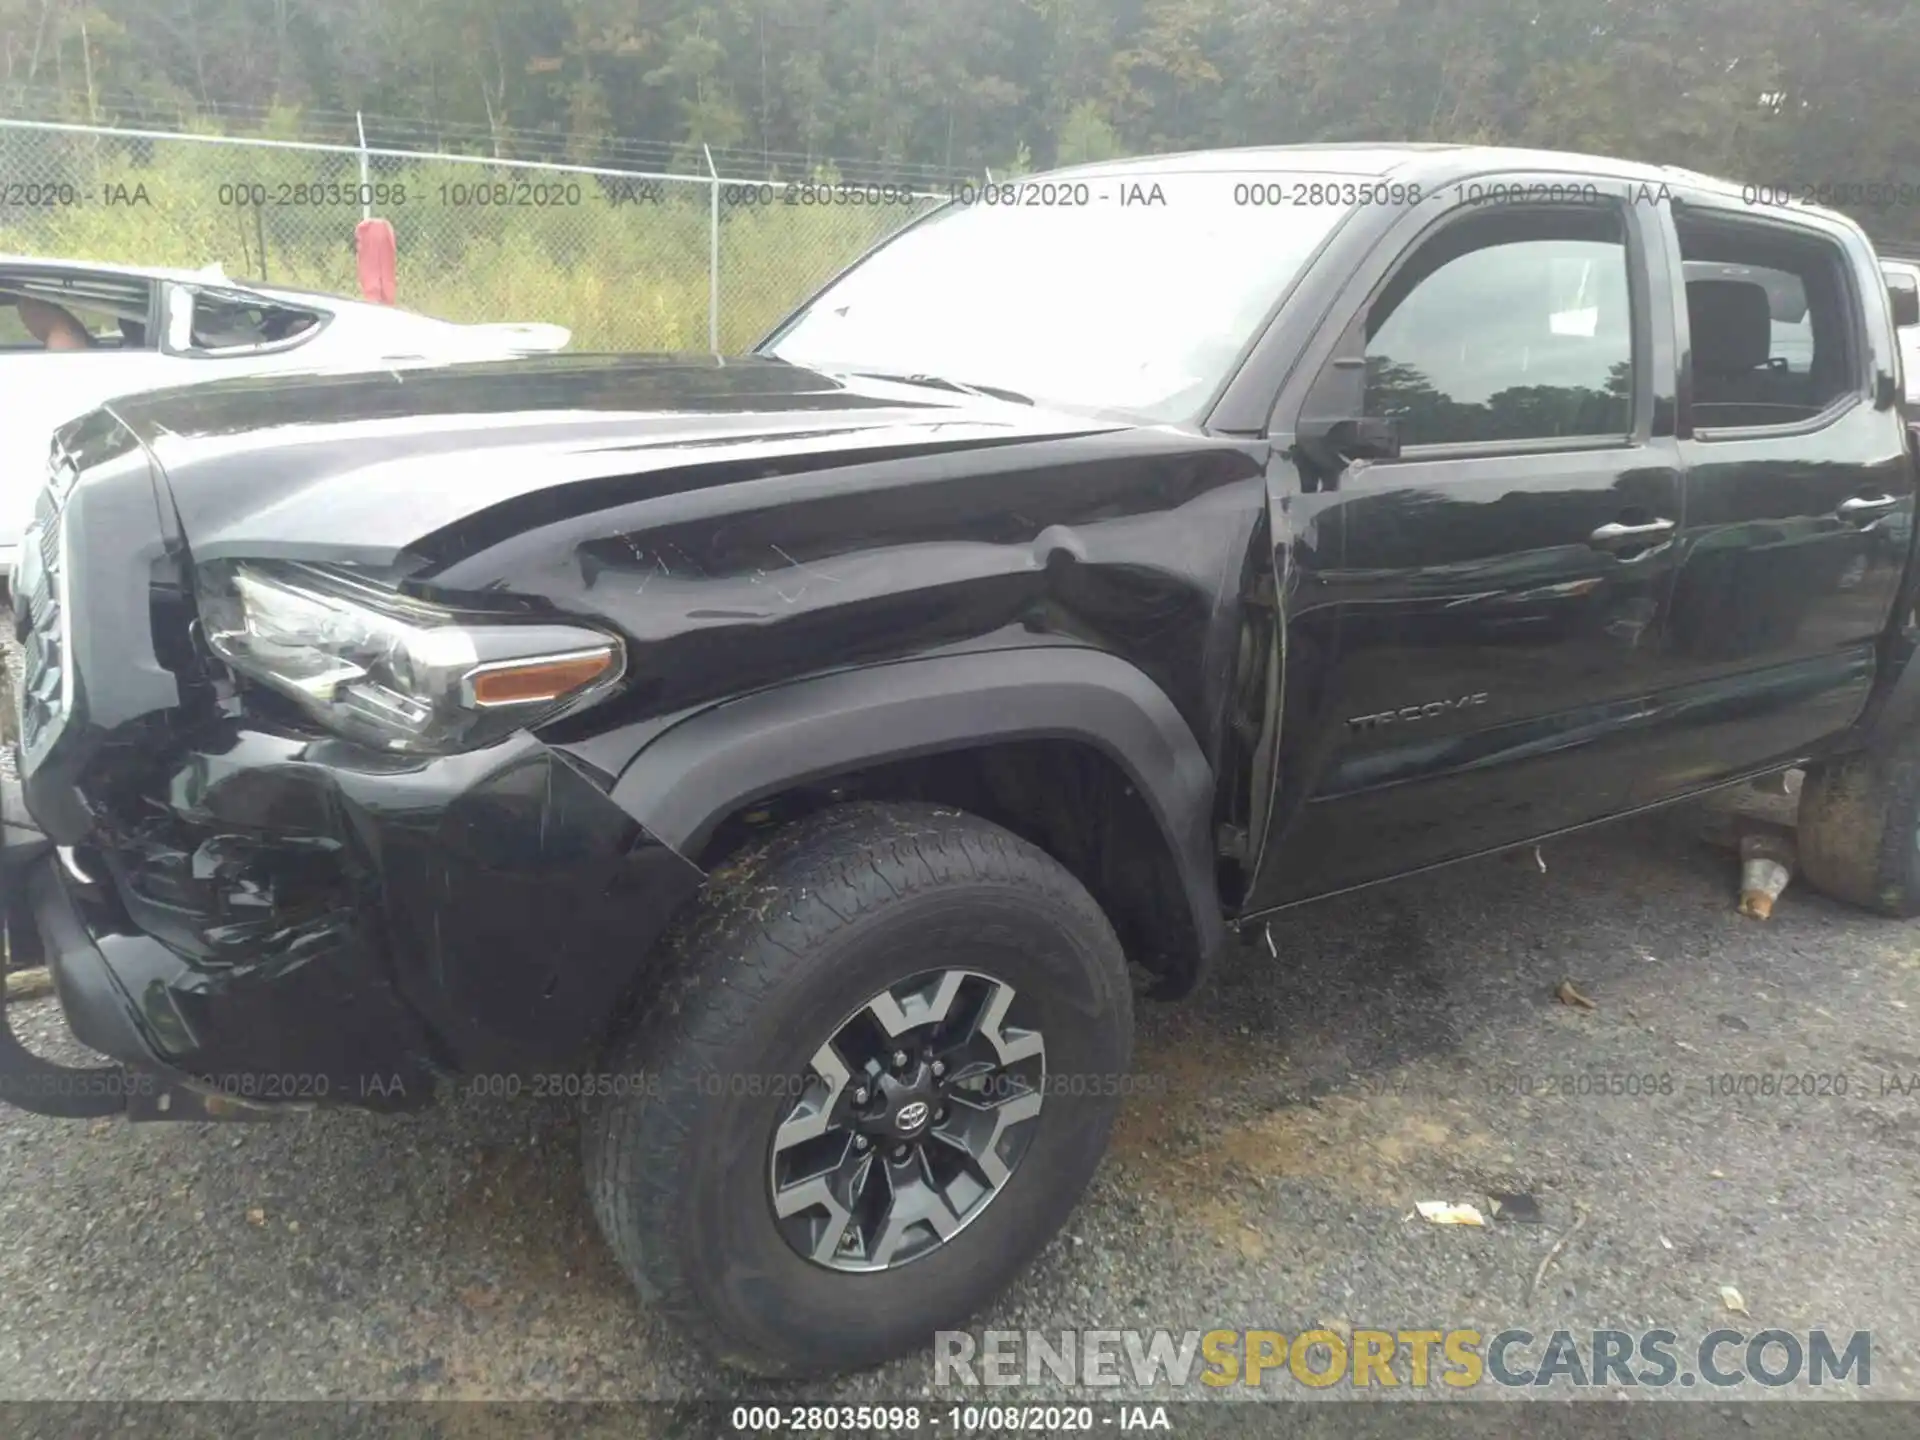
[1798,734,1920,917]
[583,801,1133,1376]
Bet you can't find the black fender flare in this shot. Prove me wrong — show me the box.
[607,646,1226,981]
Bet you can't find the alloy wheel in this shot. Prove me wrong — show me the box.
[767,967,1046,1272]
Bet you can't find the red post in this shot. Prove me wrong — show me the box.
[355,217,397,304]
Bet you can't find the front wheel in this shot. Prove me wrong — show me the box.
[583,802,1134,1376]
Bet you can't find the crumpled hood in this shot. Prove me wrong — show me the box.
[107,354,1129,569]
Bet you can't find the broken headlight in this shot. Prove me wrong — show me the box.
[196,560,624,754]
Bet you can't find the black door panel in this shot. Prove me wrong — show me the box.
[1661,211,1915,779]
[1244,186,1683,913]
[1240,182,1916,917]
[1251,443,1683,906]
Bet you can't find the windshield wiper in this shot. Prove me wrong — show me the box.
[849,370,1034,406]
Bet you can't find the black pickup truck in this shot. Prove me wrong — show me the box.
[3,144,1918,1377]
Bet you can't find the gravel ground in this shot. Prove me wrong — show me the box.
[1,783,1917,1422]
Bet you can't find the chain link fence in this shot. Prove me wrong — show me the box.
[0,118,949,352]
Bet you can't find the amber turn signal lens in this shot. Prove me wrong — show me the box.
[467,649,615,707]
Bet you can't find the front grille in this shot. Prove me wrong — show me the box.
[16,451,73,759]
[0,627,20,782]
[34,490,58,575]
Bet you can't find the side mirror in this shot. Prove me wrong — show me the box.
[1330,415,1402,462]
[1889,272,1920,329]
[1300,414,1401,465]
[1294,343,1400,482]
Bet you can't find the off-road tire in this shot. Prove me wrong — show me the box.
[1798,735,1920,916]
[582,801,1134,1376]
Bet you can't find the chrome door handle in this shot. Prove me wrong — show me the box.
[1589,518,1676,548]
[1836,494,1899,519]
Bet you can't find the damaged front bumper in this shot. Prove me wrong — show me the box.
[0,772,239,1120]
[0,722,705,1122]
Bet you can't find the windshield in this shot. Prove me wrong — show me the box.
[762,170,1361,420]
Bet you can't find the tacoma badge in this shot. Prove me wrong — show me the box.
[1347,692,1489,733]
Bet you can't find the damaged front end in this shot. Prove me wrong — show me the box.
[0,413,702,1121]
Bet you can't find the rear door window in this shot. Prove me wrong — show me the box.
[1683,259,1815,374]
[1676,219,1859,431]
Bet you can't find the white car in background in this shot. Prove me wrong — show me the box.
[1883,255,1920,404]
[0,256,571,578]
